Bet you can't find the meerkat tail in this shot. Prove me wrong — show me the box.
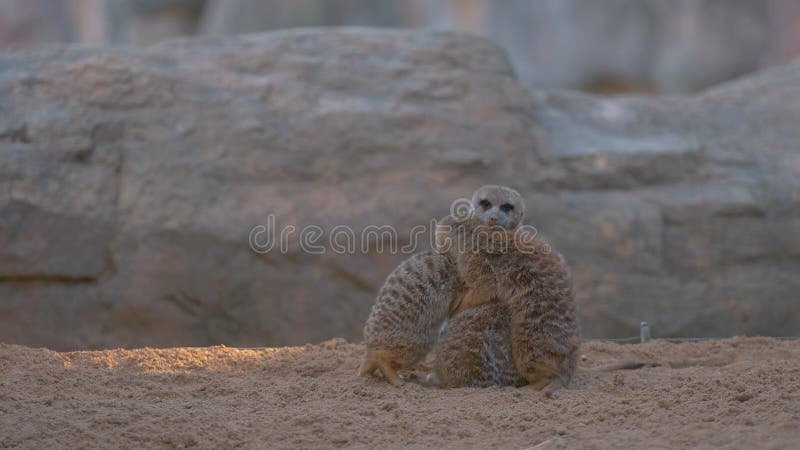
[542,378,568,398]
[396,370,440,387]
[585,361,646,372]
[515,376,561,398]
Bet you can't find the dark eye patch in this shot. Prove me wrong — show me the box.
[478,199,492,210]
[500,203,514,213]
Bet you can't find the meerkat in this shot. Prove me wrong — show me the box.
[430,300,642,390]
[360,250,467,385]
[360,186,519,385]
[429,300,525,388]
[434,185,581,394]
[363,186,638,390]
[490,231,581,394]
[435,185,526,315]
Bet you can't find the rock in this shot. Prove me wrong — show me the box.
[529,66,800,338]
[0,200,113,279]
[0,28,798,349]
[0,29,535,349]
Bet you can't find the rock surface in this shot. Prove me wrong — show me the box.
[0,28,798,349]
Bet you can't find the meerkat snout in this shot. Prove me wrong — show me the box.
[470,185,525,230]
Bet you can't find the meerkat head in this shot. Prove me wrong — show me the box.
[470,185,525,230]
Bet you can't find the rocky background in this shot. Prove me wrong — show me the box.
[1,27,799,350]
[4,0,800,94]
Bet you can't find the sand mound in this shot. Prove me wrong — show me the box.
[1,338,798,449]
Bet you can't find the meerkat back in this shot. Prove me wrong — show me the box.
[495,238,581,393]
[360,250,466,384]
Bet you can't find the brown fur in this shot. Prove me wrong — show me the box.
[434,186,580,393]
[431,300,525,388]
[435,185,526,315]
[362,186,582,391]
[433,296,637,392]
[360,250,466,384]
[494,235,580,394]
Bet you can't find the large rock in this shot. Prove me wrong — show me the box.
[0,28,798,350]
[529,76,800,338]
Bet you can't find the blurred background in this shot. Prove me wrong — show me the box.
[1,1,799,351]
[4,0,800,94]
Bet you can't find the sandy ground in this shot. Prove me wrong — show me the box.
[0,338,798,449]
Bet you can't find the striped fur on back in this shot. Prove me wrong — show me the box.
[361,251,466,377]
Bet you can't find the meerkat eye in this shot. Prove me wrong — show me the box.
[478,199,491,210]
[500,203,514,213]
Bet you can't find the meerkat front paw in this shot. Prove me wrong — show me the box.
[359,349,404,385]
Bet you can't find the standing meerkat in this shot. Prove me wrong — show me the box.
[435,185,581,394]
[363,186,637,389]
[360,250,467,385]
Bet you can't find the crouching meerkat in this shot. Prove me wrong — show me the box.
[435,185,581,394]
[360,250,467,385]
[431,299,641,390]
[360,185,514,386]
[430,300,525,388]
[362,186,636,390]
